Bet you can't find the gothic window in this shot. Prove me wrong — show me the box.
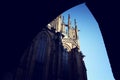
[36,33,48,63]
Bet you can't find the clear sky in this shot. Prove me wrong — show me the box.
[62,3,115,80]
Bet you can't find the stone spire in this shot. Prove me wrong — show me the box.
[61,16,65,34]
[68,14,71,37]
[74,19,78,40]
[74,19,80,50]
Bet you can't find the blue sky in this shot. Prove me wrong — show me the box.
[62,3,115,80]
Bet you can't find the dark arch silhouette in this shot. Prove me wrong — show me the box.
[1,0,120,80]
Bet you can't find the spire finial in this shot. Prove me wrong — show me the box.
[63,16,64,23]
[68,14,71,37]
[74,19,77,30]
[68,14,71,24]
[68,14,70,19]
[74,19,77,26]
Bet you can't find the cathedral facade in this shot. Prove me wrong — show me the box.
[15,14,87,80]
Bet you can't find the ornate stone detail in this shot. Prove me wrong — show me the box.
[62,38,78,47]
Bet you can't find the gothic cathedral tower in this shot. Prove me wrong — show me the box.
[15,14,87,80]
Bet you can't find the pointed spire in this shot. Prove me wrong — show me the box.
[62,16,66,33]
[63,16,64,22]
[68,14,71,37]
[74,19,78,40]
[68,14,71,27]
[60,16,65,33]
[74,19,77,29]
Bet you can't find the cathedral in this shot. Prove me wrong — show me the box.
[15,14,87,80]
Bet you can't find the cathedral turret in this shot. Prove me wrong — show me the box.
[61,16,65,34]
[68,14,71,37]
[74,19,80,50]
[74,19,78,40]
